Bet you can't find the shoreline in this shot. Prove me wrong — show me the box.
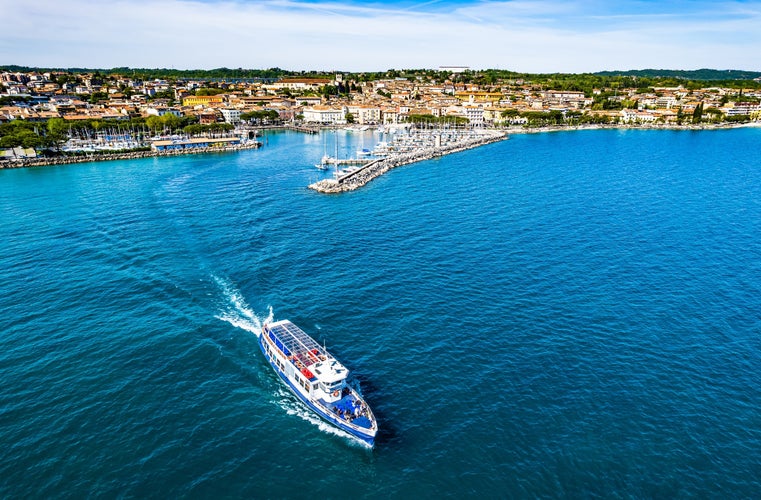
[2,121,757,171]
[502,121,761,135]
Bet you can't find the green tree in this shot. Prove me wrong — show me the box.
[47,117,68,137]
[692,102,704,124]
[196,88,227,96]
[704,107,723,122]
[145,115,163,132]
[162,113,181,131]
[89,91,109,104]
[0,128,42,149]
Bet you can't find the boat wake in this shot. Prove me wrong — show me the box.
[212,274,271,337]
[272,387,371,449]
[212,275,371,448]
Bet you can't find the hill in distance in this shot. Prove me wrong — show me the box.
[2,65,761,82]
[594,68,761,81]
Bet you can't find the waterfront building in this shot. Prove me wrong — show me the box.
[381,108,400,124]
[302,105,346,124]
[653,109,678,122]
[346,105,381,124]
[462,105,485,127]
[725,102,761,116]
[620,109,658,124]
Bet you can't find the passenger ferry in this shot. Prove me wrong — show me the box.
[259,319,378,446]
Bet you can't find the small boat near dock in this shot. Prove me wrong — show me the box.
[259,319,378,446]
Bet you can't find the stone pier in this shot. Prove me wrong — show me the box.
[308,131,507,194]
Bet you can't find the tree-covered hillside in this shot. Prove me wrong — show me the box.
[595,69,761,81]
[3,66,760,84]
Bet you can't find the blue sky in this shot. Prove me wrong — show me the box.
[2,0,761,72]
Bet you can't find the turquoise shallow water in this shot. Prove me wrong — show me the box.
[1,128,761,497]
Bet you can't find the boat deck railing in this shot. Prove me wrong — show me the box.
[319,389,376,431]
[266,321,328,368]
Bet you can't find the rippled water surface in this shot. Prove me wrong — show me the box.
[2,128,761,497]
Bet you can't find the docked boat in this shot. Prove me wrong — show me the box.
[259,319,378,446]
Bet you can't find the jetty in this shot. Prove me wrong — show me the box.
[284,124,320,134]
[0,141,262,169]
[309,129,507,193]
[323,157,368,166]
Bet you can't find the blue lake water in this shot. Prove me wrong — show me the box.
[1,127,760,497]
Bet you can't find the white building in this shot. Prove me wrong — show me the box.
[220,108,241,124]
[302,106,345,124]
[620,109,657,123]
[655,95,678,109]
[439,66,469,74]
[346,106,381,124]
[270,78,330,91]
[145,106,182,117]
[462,105,484,126]
[724,102,761,116]
[381,108,399,124]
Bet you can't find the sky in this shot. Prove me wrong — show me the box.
[2,0,761,73]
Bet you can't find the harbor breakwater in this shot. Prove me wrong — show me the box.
[0,142,262,169]
[308,130,507,193]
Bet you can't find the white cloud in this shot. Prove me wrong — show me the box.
[1,0,760,71]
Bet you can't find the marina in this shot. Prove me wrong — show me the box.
[310,128,508,192]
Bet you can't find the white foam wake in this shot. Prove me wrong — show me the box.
[272,387,371,449]
[212,275,369,448]
[212,274,272,337]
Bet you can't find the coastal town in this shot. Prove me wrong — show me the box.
[2,67,761,170]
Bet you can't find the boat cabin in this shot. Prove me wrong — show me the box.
[263,320,351,402]
[312,359,349,402]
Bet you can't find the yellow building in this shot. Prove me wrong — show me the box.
[454,92,503,104]
[182,95,225,107]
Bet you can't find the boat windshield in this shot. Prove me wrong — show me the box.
[322,381,343,393]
